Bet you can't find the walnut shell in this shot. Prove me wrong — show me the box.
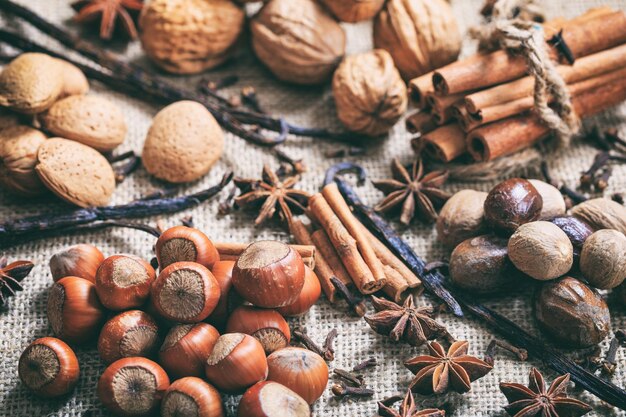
[571,198,626,234]
[0,108,21,132]
[41,95,127,152]
[142,101,224,183]
[534,276,610,348]
[508,221,573,281]
[436,189,488,249]
[139,0,245,74]
[580,229,626,289]
[35,138,115,207]
[373,0,461,80]
[528,179,566,220]
[319,0,385,22]
[332,50,407,137]
[55,59,89,98]
[251,0,346,85]
[0,53,63,114]
[0,126,47,197]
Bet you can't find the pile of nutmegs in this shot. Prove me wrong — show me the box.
[18,225,325,416]
[437,178,626,348]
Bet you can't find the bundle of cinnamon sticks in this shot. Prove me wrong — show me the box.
[406,7,626,163]
[289,183,421,306]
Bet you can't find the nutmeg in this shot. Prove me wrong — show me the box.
[571,198,626,234]
[142,101,224,183]
[251,0,346,85]
[436,189,488,248]
[484,178,543,234]
[508,221,573,281]
[332,50,407,137]
[373,0,461,80]
[0,125,47,197]
[450,235,520,294]
[528,179,566,220]
[139,0,245,74]
[549,216,594,258]
[319,0,385,22]
[534,276,610,348]
[579,229,626,289]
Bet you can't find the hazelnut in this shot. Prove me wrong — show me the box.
[534,276,610,348]
[580,229,626,289]
[161,377,224,417]
[49,244,104,283]
[436,189,488,248]
[266,347,328,404]
[139,0,245,74]
[159,323,220,379]
[571,198,626,234]
[156,225,220,270]
[549,216,594,259]
[206,260,236,329]
[276,266,321,317]
[373,0,461,80]
[319,0,385,22]
[142,101,224,183]
[238,381,310,417]
[95,254,156,310]
[0,125,47,197]
[528,179,566,220]
[332,50,407,137]
[251,0,346,85]
[450,235,520,294]
[484,178,543,234]
[97,310,160,364]
[225,306,291,354]
[508,221,573,281]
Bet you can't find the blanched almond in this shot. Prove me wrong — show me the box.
[0,126,47,197]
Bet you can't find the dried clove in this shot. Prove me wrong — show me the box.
[323,328,338,361]
[274,148,306,176]
[541,161,588,204]
[332,369,364,387]
[330,276,367,317]
[241,86,264,114]
[352,357,377,372]
[292,329,337,361]
[331,382,374,399]
[484,339,528,366]
[217,186,238,215]
[601,338,620,376]
[201,75,239,92]
[548,30,575,64]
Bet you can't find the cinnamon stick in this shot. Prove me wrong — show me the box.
[407,71,435,109]
[289,219,336,302]
[426,92,467,125]
[310,229,353,287]
[405,111,437,135]
[321,183,387,291]
[381,265,410,304]
[421,124,467,163]
[308,193,380,294]
[215,242,316,270]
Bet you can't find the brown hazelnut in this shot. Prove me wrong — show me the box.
[528,179,566,220]
[0,126,47,196]
[534,276,610,348]
[49,244,105,283]
[97,310,160,364]
[549,216,594,258]
[319,0,384,22]
[508,221,573,281]
[373,0,461,80]
[159,323,220,379]
[332,50,407,137]
[139,0,245,74]
[436,189,488,248]
[276,266,321,317]
[449,235,520,294]
[156,225,220,270]
[161,377,224,417]
[95,254,156,310]
[206,260,236,330]
[225,306,291,354]
[251,0,346,85]
[484,178,543,233]
[580,229,626,289]
[238,381,310,417]
[571,198,626,234]
[266,347,328,404]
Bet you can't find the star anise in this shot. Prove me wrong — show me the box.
[378,390,446,417]
[234,165,310,226]
[71,0,144,41]
[364,296,447,347]
[0,256,34,307]
[372,158,450,225]
[404,340,493,395]
[500,368,592,417]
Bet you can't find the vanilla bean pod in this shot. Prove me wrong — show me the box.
[113,154,141,183]
[0,172,232,246]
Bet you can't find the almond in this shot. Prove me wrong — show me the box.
[142,101,224,183]
[55,59,90,97]
[0,108,21,132]
[0,53,63,114]
[35,137,115,207]
[41,95,127,152]
[0,125,47,197]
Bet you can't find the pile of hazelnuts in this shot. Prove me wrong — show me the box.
[438,178,626,349]
[17,225,326,417]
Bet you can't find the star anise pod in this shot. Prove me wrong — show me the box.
[0,256,34,307]
[372,158,450,225]
[234,165,310,226]
[404,340,493,395]
[378,390,446,417]
[500,368,592,417]
[71,0,144,41]
[364,296,447,347]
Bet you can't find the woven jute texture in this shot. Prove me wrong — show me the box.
[1,0,625,416]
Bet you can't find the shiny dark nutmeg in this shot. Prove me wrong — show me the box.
[534,276,610,348]
[549,216,594,258]
[484,178,543,234]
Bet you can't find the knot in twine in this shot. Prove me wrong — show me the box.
[471,0,580,147]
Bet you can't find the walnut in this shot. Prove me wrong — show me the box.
[579,229,626,289]
[319,0,385,23]
[139,0,245,74]
[436,189,487,249]
[251,0,346,85]
[571,198,626,235]
[332,50,407,137]
[374,0,461,80]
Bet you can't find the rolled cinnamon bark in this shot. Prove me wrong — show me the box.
[421,124,467,162]
[288,219,337,302]
[426,92,466,125]
[406,111,437,135]
[310,228,353,287]
[215,241,316,269]
[382,265,410,303]
[407,71,435,109]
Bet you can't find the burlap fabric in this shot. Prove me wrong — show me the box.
[1,0,625,415]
